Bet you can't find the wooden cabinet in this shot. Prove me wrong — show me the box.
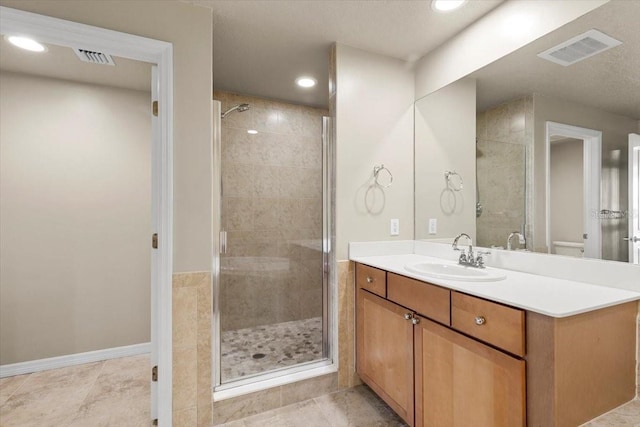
[414,316,526,427]
[355,263,387,297]
[354,262,636,427]
[356,289,414,425]
[388,273,450,325]
[451,291,525,357]
[356,263,525,427]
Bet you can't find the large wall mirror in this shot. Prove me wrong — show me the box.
[415,0,640,263]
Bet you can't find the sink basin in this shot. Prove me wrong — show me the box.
[404,262,506,282]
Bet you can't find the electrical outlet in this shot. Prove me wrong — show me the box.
[428,218,437,234]
[390,219,400,236]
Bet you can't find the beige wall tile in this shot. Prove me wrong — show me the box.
[173,406,197,427]
[280,373,338,406]
[486,102,510,143]
[173,272,210,289]
[222,197,254,231]
[222,163,254,198]
[173,286,198,349]
[338,261,360,389]
[213,388,281,424]
[198,402,213,427]
[173,348,198,412]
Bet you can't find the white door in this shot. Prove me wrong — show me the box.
[628,134,640,264]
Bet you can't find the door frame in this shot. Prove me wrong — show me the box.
[0,6,174,425]
[629,134,640,264]
[545,121,602,259]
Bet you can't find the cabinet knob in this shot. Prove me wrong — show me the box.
[366,276,374,283]
[475,316,486,326]
[404,313,412,320]
[412,317,420,325]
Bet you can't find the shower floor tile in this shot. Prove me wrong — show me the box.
[220,317,323,382]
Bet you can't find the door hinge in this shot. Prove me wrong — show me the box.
[152,419,158,426]
[152,365,158,382]
[152,100,158,117]
[152,233,158,249]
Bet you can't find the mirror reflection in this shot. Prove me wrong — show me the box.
[415,0,640,263]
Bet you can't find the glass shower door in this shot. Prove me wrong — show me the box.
[214,91,330,385]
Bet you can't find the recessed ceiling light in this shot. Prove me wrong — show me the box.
[432,0,467,12]
[296,76,317,88]
[6,35,47,52]
[247,129,258,135]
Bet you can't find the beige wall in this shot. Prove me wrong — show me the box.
[0,72,151,364]
[532,93,637,260]
[335,44,415,260]
[549,139,584,247]
[475,96,532,248]
[414,78,476,242]
[414,0,608,99]
[214,90,326,331]
[0,0,214,273]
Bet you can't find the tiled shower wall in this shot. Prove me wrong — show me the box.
[215,91,327,332]
[476,96,533,249]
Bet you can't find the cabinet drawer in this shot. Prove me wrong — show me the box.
[387,273,450,325]
[451,292,525,357]
[356,263,386,297]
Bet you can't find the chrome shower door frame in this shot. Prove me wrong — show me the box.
[211,110,336,396]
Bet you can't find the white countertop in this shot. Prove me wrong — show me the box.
[350,253,640,318]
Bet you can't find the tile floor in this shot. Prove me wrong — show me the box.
[1,352,637,427]
[581,398,640,427]
[220,317,323,382]
[0,354,150,427]
[214,384,407,427]
[215,384,640,427]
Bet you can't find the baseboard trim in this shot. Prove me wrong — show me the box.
[0,342,151,378]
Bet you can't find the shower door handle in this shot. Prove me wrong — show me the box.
[220,231,228,254]
[623,236,640,243]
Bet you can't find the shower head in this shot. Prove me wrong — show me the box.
[221,103,250,119]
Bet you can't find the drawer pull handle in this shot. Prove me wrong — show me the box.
[412,317,420,325]
[404,313,412,320]
[475,316,486,326]
[366,277,374,283]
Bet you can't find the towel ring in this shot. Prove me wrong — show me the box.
[444,171,463,191]
[373,164,393,188]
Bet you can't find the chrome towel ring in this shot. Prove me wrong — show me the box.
[444,171,463,191]
[373,164,393,188]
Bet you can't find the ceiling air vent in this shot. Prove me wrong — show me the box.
[72,48,116,66]
[537,29,621,67]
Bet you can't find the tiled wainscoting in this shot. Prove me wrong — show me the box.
[172,272,212,427]
[338,261,361,389]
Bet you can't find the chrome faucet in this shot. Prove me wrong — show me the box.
[507,231,526,251]
[452,233,489,268]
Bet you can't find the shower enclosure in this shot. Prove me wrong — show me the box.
[212,92,333,389]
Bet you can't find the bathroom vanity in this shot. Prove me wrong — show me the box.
[351,250,639,427]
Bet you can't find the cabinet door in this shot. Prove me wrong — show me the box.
[356,289,414,425]
[414,316,525,427]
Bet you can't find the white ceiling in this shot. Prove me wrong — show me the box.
[191,0,504,107]
[471,0,640,120]
[0,39,151,92]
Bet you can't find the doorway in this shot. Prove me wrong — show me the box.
[629,133,640,264]
[545,121,602,259]
[0,6,173,425]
